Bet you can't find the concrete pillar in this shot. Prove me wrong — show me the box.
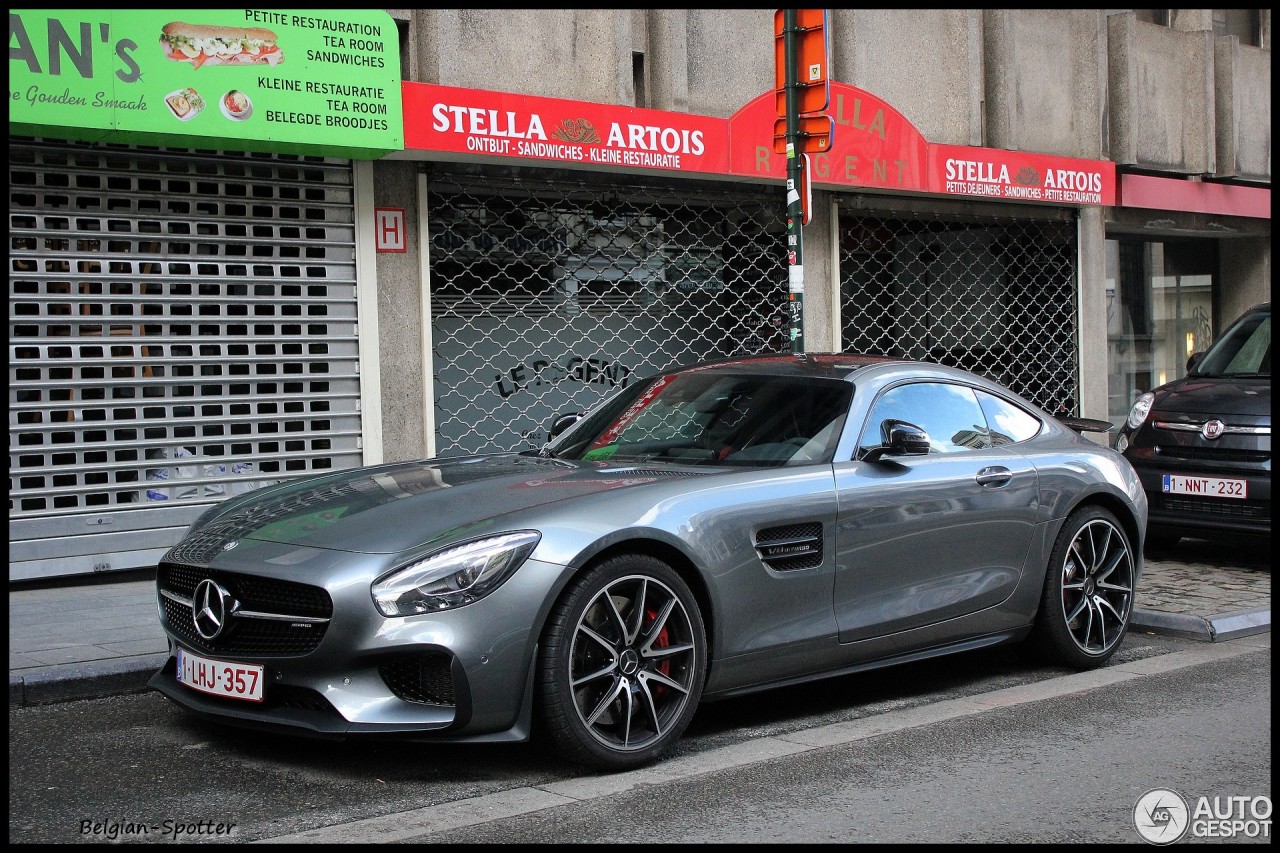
[801,189,837,353]
[647,9,690,113]
[1077,206,1109,426]
[1220,237,1273,321]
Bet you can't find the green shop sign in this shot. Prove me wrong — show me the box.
[8,9,403,158]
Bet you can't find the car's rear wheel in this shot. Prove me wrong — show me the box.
[1031,506,1136,669]
[537,554,706,770]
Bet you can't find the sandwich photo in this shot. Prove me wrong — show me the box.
[163,87,205,121]
[159,22,284,69]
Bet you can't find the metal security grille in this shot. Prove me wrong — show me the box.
[427,168,787,456]
[8,139,362,580]
[838,200,1080,415]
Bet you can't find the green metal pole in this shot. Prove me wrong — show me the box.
[783,9,805,353]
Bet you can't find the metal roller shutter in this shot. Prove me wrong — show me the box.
[8,139,363,581]
[427,168,788,457]
[837,198,1081,417]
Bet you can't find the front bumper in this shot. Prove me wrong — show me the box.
[151,554,569,740]
[148,648,535,742]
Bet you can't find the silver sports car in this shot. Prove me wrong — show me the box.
[150,354,1147,770]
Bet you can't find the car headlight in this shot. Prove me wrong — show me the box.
[371,531,541,616]
[1125,392,1155,430]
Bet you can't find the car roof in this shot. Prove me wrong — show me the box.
[662,353,958,383]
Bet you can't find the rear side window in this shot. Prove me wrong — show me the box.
[976,391,1042,446]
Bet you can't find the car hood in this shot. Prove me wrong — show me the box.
[174,453,705,557]
[1151,375,1271,421]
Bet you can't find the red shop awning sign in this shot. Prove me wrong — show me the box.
[402,80,1116,207]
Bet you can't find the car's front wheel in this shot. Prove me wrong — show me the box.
[1030,506,1137,669]
[537,554,706,770]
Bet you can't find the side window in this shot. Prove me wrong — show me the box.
[860,382,990,456]
[976,391,1043,446]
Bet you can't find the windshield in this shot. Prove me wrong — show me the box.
[548,372,852,467]
[1193,309,1271,377]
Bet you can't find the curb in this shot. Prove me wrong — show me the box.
[1130,607,1271,642]
[1207,608,1272,641]
[1130,608,1213,640]
[9,653,167,707]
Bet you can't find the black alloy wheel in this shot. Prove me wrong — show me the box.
[1031,506,1137,669]
[538,554,706,770]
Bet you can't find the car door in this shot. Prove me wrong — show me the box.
[832,380,1040,643]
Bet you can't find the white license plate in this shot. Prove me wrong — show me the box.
[176,647,264,702]
[1162,474,1248,500]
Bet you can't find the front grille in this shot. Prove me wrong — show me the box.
[1156,446,1270,464]
[159,561,333,656]
[1151,494,1270,522]
[379,653,457,706]
[755,522,823,571]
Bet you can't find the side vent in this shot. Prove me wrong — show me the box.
[755,522,823,571]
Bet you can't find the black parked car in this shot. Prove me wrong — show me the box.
[1115,302,1271,549]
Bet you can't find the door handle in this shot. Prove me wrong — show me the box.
[975,466,1013,487]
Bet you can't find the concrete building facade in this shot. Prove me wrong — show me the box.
[8,9,1271,580]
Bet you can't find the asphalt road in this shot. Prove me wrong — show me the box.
[8,630,1270,844]
[423,642,1273,844]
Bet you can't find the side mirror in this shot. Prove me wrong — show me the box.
[1186,351,1204,373]
[547,412,582,441]
[861,419,930,462]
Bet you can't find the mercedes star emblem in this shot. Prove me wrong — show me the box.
[192,578,233,640]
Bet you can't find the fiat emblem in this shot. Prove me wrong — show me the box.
[1201,419,1225,440]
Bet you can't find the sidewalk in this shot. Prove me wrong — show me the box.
[8,543,1271,707]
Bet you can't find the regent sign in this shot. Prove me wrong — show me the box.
[403,81,1115,207]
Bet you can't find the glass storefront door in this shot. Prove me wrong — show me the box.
[1104,237,1218,429]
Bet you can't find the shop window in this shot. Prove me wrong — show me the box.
[1104,237,1217,429]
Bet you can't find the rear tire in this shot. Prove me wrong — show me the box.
[1030,506,1136,669]
[537,554,706,770]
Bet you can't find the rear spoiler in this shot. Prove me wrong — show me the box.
[1057,416,1114,434]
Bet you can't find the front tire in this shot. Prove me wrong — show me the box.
[537,554,706,771]
[1030,506,1136,669]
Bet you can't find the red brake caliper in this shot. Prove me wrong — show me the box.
[648,608,671,696]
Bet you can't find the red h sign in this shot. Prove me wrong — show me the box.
[375,208,407,252]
